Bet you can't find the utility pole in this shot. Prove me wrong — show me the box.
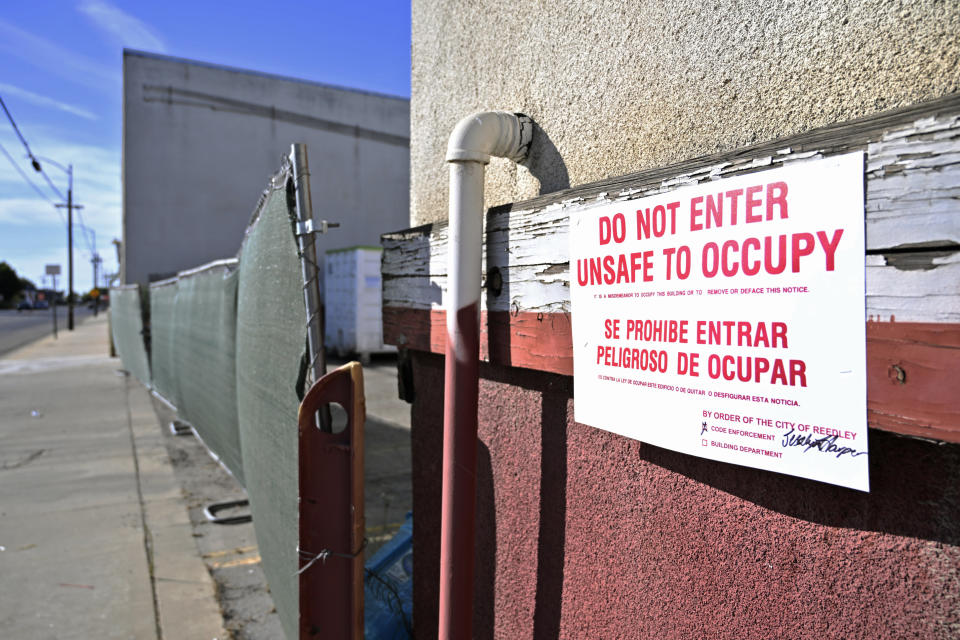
[45,265,61,339]
[91,253,101,316]
[68,187,73,330]
[32,157,80,330]
[55,168,82,331]
[51,273,58,338]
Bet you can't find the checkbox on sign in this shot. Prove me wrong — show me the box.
[701,439,708,447]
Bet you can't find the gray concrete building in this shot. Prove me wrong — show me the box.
[122,50,409,284]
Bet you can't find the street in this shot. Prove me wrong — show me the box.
[0,306,96,357]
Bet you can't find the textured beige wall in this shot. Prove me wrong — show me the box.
[411,0,959,225]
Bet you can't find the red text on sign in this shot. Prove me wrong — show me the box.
[690,181,788,231]
[700,230,844,277]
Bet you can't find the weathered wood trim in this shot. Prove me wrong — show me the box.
[384,245,960,323]
[866,253,960,323]
[384,308,573,374]
[384,100,960,308]
[384,96,960,442]
[866,321,960,442]
[385,307,960,443]
[491,92,960,243]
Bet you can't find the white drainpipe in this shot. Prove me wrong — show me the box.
[439,111,532,639]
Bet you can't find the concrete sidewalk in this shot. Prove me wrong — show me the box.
[0,314,226,639]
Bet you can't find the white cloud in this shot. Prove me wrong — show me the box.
[0,19,117,90]
[0,130,121,275]
[0,83,97,121]
[34,141,121,235]
[78,1,166,54]
[0,197,63,226]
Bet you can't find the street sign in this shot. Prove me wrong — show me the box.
[45,264,61,275]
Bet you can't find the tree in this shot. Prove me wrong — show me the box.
[0,261,24,303]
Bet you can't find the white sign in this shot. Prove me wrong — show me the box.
[45,264,61,275]
[569,153,868,491]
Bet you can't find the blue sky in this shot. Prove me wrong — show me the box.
[0,1,410,293]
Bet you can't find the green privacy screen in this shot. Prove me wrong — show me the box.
[109,284,151,387]
[235,174,305,640]
[174,261,244,486]
[112,164,309,638]
[148,279,179,408]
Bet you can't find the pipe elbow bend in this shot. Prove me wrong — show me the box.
[446,111,533,165]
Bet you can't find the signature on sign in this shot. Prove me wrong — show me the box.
[781,428,866,459]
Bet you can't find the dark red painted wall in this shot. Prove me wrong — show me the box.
[410,351,960,639]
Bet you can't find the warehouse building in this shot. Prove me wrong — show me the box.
[122,49,409,285]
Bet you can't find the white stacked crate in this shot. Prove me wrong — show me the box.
[324,246,393,361]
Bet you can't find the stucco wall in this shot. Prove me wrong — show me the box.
[411,0,960,225]
[123,50,409,284]
[409,352,960,639]
[407,3,960,637]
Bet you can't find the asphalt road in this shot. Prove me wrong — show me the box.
[0,306,97,357]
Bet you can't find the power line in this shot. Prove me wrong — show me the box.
[38,168,65,202]
[0,95,37,163]
[0,138,66,225]
[0,138,51,203]
[75,209,96,253]
[0,93,65,201]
